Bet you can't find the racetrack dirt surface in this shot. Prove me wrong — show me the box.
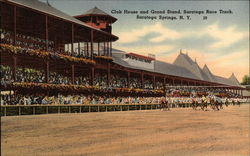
[1,104,249,156]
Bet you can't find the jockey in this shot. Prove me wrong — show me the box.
[201,95,206,103]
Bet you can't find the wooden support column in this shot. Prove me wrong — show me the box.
[127,71,130,88]
[163,77,166,90]
[86,42,89,57]
[65,44,68,52]
[45,15,48,51]
[71,24,74,53]
[45,60,49,83]
[110,41,112,57]
[98,42,100,56]
[103,42,106,56]
[12,56,17,81]
[153,76,156,89]
[107,40,110,56]
[107,63,110,87]
[71,64,75,84]
[172,78,175,86]
[91,67,94,86]
[90,30,94,60]
[181,80,183,86]
[141,72,144,89]
[13,5,16,46]
[78,42,80,56]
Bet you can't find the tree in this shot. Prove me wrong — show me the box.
[241,75,250,85]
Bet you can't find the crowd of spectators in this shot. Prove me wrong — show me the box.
[0,66,165,90]
[1,29,54,51]
[1,93,248,106]
[1,65,243,98]
[0,94,161,105]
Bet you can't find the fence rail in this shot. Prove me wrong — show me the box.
[0,103,192,116]
[1,102,246,116]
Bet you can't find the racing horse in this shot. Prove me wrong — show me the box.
[210,98,223,111]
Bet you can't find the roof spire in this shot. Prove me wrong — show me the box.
[180,49,182,54]
[46,0,51,6]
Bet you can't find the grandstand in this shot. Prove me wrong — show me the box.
[0,0,247,108]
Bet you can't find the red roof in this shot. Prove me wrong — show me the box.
[127,53,155,61]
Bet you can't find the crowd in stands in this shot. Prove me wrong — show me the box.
[0,65,166,89]
[49,72,71,84]
[1,93,249,106]
[0,94,161,105]
[1,64,247,106]
[1,29,54,51]
[1,29,105,59]
[16,68,45,83]
[110,74,127,88]
[166,87,240,98]
[0,66,13,86]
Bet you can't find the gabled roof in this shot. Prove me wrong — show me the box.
[173,53,210,81]
[112,49,241,87]
[229,73,240,85]
[75,6,117,23]
[112,51,200,80]
[84,7,110,16]
[202,64,215,82]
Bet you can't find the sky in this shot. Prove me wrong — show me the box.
[41,0,249,82]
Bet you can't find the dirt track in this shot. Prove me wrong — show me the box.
[1,104,249,156]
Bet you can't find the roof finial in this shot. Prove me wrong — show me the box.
[180,49,182,54]
[186,50,188,56]
[195,58,197,62]
[46,0,51,6]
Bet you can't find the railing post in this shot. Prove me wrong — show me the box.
[19,107,21,115]
[33,106,35,115]
[4,107,7,116]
